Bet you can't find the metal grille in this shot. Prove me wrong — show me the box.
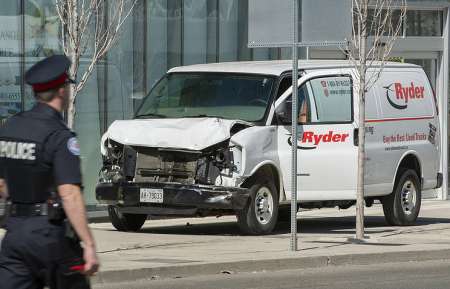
[134,149,198,184]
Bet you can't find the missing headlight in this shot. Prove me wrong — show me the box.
[107,139,123,160]
[99,165,123,183]
[100,140,136,183]
[196,147,234,185]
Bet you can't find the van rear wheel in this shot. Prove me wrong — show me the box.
[108,205,148,232]
[236,172,279,235]
[382,169,421,226]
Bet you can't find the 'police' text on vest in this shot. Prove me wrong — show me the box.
[0,141,36,160]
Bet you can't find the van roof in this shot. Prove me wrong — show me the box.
[169,60,421,76]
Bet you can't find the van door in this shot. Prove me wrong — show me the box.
[276,72,358,201]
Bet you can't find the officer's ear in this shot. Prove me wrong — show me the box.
[57,85,68,98]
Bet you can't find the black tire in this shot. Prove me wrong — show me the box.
[236,171,279,235]
[108,205,147,232]
[382,169,421,226]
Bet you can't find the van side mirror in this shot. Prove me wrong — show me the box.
[275,99,292,124]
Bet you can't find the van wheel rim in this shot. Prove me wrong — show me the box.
[401,180,417,216]
[254,187,274,225]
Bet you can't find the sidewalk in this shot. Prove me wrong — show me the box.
[2,200,450,284]
[89,200,450,284]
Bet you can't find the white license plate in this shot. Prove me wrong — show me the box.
[139,188,164,203]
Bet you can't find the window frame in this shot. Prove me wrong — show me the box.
[274,73,293,100]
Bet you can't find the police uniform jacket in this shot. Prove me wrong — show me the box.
[0,103,82,204]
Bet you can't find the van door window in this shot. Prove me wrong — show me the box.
[277,85,311,124]
[276,76,292,99]
[309,76,353,123]
[298,85,310,123]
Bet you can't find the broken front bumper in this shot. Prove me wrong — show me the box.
[96,182,250,213]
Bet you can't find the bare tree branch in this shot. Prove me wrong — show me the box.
[55,0,137,128]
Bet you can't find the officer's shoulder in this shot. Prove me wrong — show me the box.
[50,129,80,156]
[5,111,25,123]
[0,113,22,131]
[51,117,70,130]
[19,110,67,131]
[52,128,76,142]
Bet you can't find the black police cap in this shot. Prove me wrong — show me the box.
[25,55,76,92]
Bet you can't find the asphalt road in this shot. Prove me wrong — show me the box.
[94,259,450,289]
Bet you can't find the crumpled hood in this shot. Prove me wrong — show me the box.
[106,118,251,151]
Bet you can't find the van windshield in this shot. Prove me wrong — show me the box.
[135,73,275,122]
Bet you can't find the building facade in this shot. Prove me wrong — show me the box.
[0,0,449,205]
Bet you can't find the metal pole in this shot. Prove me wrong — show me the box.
[440,8,449,200]
[290,0,299,252]
[19,0,25,113]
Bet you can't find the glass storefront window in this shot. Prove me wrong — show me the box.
[218,0,239,62]
[184,0,208,65]
[404,59,437,90]
[24,0,61,57]
[74,67,102,206]
[0,2,21,126]
[147,0,168,89]
[365,9,403,37]
[145,0,281,100]
[406,10,443,37]
[24,0,63,110]
[364,9,443,37]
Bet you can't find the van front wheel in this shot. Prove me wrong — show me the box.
[382,169,421,226]
[108,205,148,232]
[236,173,279,235]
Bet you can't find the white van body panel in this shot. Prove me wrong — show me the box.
[229,126,282,183]
[363,68,439,197]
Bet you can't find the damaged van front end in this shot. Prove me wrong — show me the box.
[96,117,252,217]
[96,70,279,233]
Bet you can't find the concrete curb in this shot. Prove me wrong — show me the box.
[92,248,450,284]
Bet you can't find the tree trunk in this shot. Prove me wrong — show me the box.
[67,84,77,129]
[67,0,78,129]
[356,65,366,240]
[355,0,368,241]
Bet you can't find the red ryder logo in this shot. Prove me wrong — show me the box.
[384,82,425,110]
[288,131,349,149]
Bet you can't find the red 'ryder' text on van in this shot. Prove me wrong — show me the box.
[301,131,349,146]
[394,82,425,103]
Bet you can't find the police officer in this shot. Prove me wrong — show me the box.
[0,55,99,289]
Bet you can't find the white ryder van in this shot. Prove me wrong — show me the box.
[96,60,441,234]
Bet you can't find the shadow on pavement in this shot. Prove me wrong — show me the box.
[135,215,450,236]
